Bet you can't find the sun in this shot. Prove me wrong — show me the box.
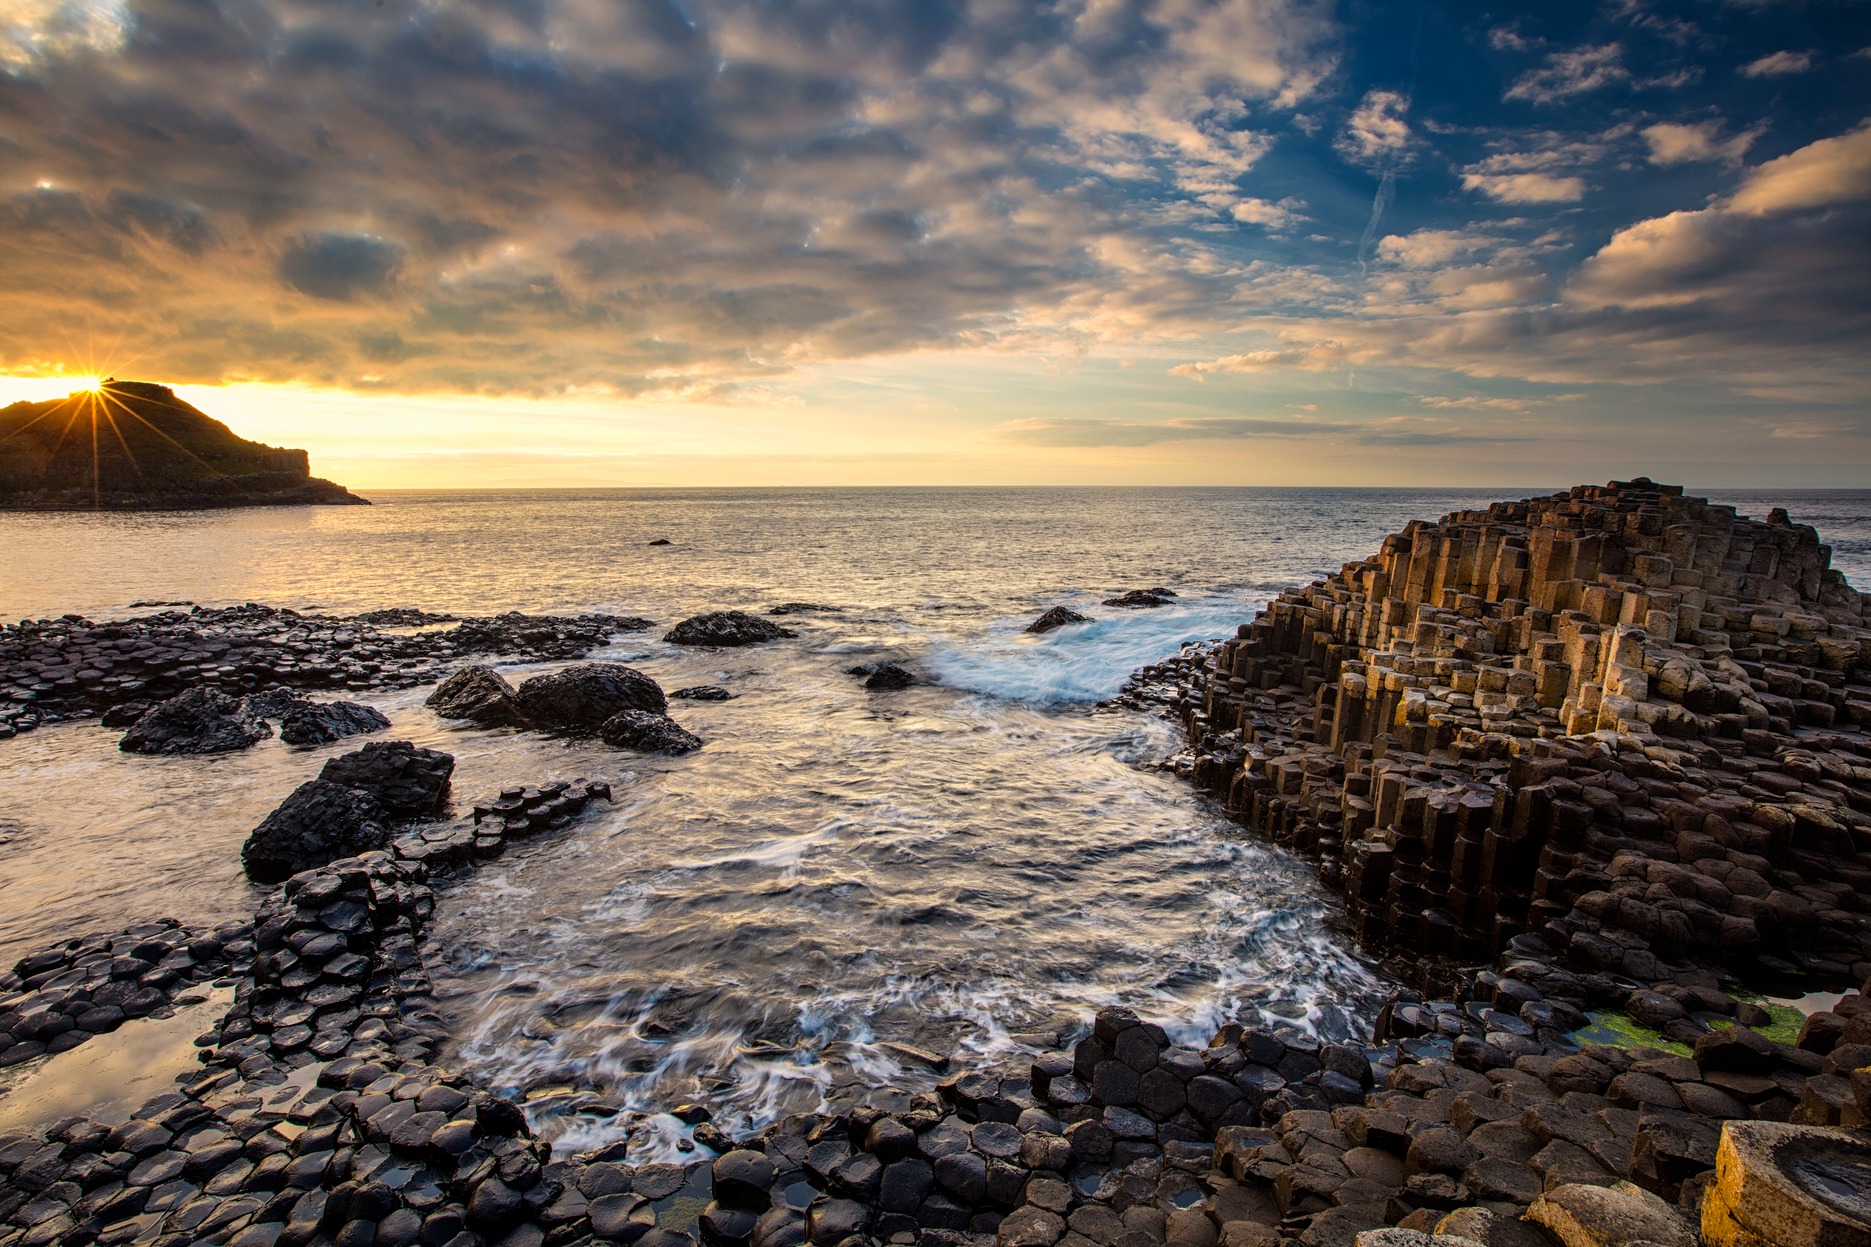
[73,375,104,394]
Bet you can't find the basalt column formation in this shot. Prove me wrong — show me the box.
[1182,479,1871,992]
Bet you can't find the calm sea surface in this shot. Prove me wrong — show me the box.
[1,486,1865,1153]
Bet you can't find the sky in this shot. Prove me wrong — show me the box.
[1,0,1868,487]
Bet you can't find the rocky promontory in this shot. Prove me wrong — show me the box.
[0,380,366,510]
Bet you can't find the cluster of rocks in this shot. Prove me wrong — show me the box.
[112,688,393,756]
[0,919,251,1068]
[0,607,653,742]
[427,664,701,755]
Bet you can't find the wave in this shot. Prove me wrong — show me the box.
[924,597,1249,704]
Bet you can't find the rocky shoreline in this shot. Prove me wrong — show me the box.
[4,479,1871,1247]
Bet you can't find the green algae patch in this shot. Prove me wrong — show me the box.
[1569,1011,1693,1057]
[1730,992,1807,1046]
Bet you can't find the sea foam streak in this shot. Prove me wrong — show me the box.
[925,597,1249,704]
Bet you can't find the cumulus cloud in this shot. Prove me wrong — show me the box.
[1740,50,1815,78]
[1504,44,1629,105]
[1462,173,1586,203]
[1231,197,1307,230]
[1729,121,1871,215]
[1643,120,1760,166]
[1336,90,1412,164]
[1168,342,1348,379]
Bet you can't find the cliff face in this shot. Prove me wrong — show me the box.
[1181,478,1871,987]
[0,380,367,509]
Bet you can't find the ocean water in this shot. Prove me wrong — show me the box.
[1,485,1865,1154]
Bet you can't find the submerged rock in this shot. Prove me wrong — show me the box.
[427,664,528,727]
[318,740,455,817]
[768,602,842,616]
[118,687,272,755]
[665,611,797,646]
[673,685,734,701]
[1027,606,1091,634]
[514,662,667,731]
[599,709,703,754]
[279,699,392,746]
[242,779,389,882]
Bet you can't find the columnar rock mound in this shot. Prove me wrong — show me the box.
[243,740,455,880]
[117,686,272,754]
[0,380,369,509]
[318,740,455,817]
[278,698,392,745]
[1177,478,1870,987]
[665,610,797,646]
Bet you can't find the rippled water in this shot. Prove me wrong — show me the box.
[2,485,1865,1154]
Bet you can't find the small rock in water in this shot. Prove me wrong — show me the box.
[1026,606,1090,634]
[648,538,674,545]
[279,699,392,746]
[767,602,842,616]
[118,687,272,755]
[599,709,703,754]
[847,662,915,690]
[1101,589,1174,608]
[672,685,733,701]
[664,611,797,646]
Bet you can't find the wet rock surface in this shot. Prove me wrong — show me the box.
[1,605,651,743]
[1104,589,1177,609]
[513,663,668,732]
[665,612,797,647]
[848,662,917,690]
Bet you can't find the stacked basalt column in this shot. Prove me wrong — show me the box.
[1184,480,1871,987]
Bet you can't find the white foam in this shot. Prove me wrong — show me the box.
[924,598,1247,704]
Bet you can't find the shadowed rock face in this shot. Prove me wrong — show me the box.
[241,779,390,883]
[278,699,391,746]
[0,380,368,510]
[512,662,667,729]
[598,709,703,754]
[1027,606,1091,634]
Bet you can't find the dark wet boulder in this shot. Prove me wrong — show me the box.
[599,710,702,754]
[279,700,392,746]
[242,780,389,883]
[648,538,673,546]
[118,687,272,755]
[426,665,527,727]
[768,602,842,616]
[318,740,455,817]
[240,687,309,720]
[1103,589,1175,608]
[100,699,153,728]
[665,611,797,646]
[673,685,734,701]
[513,662,667,731]
[1027,607,1091,634]
[847,662,915,690]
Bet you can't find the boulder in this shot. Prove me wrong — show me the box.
[664,611,797,647]
[426,665,527,727]
[673,685,733,701]
[1027,607,1091,634]
[279,700,392,746]
[242,780,388,883]
[1527,1181,1696,1247]
[318,740,455,817]
[118,687,272,755]
[599,710,703,754]
[513,662,667,731]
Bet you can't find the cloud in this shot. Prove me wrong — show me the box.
[1740,50,1815,78]
[1168,343,1348,379]
[1643,120,1759,166]
[1376,229,1501,269]
[1230,197,1307,230]
[1729,120,1871,215]
[1463,173,1586,203]
[1337,89,1412,164]
[994,414,1525,448]
[1504,44,1628,105]
[279,233,405,301]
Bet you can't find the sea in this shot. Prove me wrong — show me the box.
[1,486,1866,1155]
